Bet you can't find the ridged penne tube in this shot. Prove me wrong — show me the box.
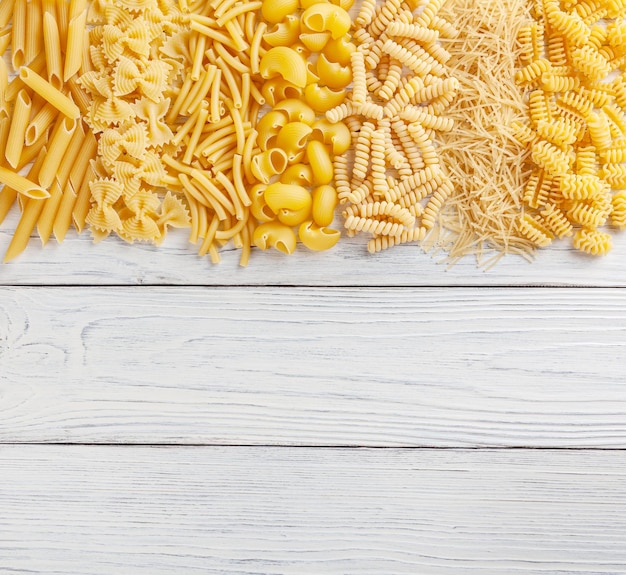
[71,162,96,233]
[54,159,90,242]
[0,0,13,29]
[6,89,31,169]
[310,118,351,154]
[0,58,7,111]
[302,4,350,39]
[306,140,333,185]
[264,182,312,212]
[275,122,313,162]
[259,47,307,88]
[43,11,63,90]
[273,99,316,125]
[253,221,297,254]
[251,148,288,183]
[316,53,352,89]
[12,0,26,69]
[304,83,345,113]
[264,15,300,47]
[25,0,43,65]
[19,67,80,119]
[3,186,48,263]
[298,220,341,251]
[280,163,314,186]
[0,166,49,199]
[38,117,77,188]
[311,184,338,226]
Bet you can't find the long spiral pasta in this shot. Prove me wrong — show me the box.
[352,122,374,183]
[367,227,426,253]
[370,128,387,196]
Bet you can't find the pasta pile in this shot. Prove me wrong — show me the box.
[330,0,460,254]
[159,0,268,264]
[0,0,102,261]
[81,0,190,246]
[0,0,625,266]
[513,0,626,256]
[249,0,355,254]
[421,0,537,267]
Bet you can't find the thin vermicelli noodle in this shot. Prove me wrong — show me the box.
[424,0,537,267]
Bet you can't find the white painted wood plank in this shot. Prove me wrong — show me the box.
[2,287,625,446]
[1,446,625,575]
[2,208,626,286]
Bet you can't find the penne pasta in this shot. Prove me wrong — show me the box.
[0,166,49,199]
[25,0,43,65]
[38,116,77,188]
[12,0,26,69]
[43,11,63,90]
[19,67,80,119]
[63,8,87,81]
[25,101,58,145]
[5,89,31,169]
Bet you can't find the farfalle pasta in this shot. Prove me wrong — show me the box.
[76,0,189,246]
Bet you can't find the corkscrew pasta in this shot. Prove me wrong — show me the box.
[331,0,458,253]
[514,0,626,256]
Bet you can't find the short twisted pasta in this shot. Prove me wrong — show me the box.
[367,227,427,253]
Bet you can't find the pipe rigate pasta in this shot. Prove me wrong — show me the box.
[301,4,350,39]
[280,164,314,187]
[260,46,308,88]
[253,221,297,254]
[264,182,313,213]
[261,0,298,24]
[304,83,346,113]
[298,220,341,250]
[264,16,301,47]
[276,122,313,162]
[311,184,338,227]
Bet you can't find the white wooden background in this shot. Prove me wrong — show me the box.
[2,204,626,574]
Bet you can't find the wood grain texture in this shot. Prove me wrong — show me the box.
[2,286,625,446]
[2,209,626,286]
[1,446,626,575]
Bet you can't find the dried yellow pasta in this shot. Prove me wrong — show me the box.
[514,0,626,256]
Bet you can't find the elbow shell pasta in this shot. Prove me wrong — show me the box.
[253,221,297,254]
[298,219,341,250]
[260,46,308,88]
[264,182,313,212]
